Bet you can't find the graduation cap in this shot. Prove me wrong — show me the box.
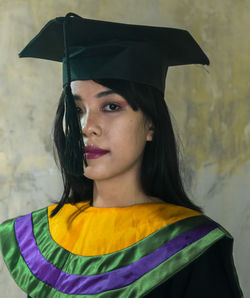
[19,12,209,177]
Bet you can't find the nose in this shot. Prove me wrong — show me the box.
[81,111,102,138]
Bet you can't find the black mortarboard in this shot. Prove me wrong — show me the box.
[19,12,209,176]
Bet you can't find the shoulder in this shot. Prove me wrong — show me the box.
[143,209,243,297]
[145,239,243,298]
[0,205,53,252]
[0,201,90,257]
[0,204,56,295]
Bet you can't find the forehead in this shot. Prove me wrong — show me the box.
[71,80,118,101]
[71,80,108,93]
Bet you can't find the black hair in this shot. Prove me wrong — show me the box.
[50,79,203,216]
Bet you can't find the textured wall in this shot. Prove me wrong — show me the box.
[0,0,249,297]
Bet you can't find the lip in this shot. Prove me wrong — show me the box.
[84,146,109,159]
[86,152,108,159]
[84,146,109,154]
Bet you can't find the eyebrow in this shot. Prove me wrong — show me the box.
[73,90,117,101]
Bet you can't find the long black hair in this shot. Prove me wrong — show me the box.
[50,79,203,216]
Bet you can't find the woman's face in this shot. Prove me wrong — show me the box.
[63,80,153,181]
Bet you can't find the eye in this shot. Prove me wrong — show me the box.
[76,106,83,115]
[103,103,121,112]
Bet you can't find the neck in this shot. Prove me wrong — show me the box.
[92,168,152,208]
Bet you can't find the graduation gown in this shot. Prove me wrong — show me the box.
[0,200,243,297]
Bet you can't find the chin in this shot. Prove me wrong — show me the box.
[83,157,139,181]
[83,165,113,181]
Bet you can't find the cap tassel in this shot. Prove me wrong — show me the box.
[63,13,88,176]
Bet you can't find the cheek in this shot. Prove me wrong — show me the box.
[107,118,146,157]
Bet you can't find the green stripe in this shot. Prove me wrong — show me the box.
[0,219,20,275]
[33,207,212,275]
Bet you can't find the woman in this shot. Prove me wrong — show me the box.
[0,13,243,297]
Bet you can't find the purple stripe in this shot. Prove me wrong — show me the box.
[15,214,218,295]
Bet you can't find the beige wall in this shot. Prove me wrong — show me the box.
[0,0,249,296]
